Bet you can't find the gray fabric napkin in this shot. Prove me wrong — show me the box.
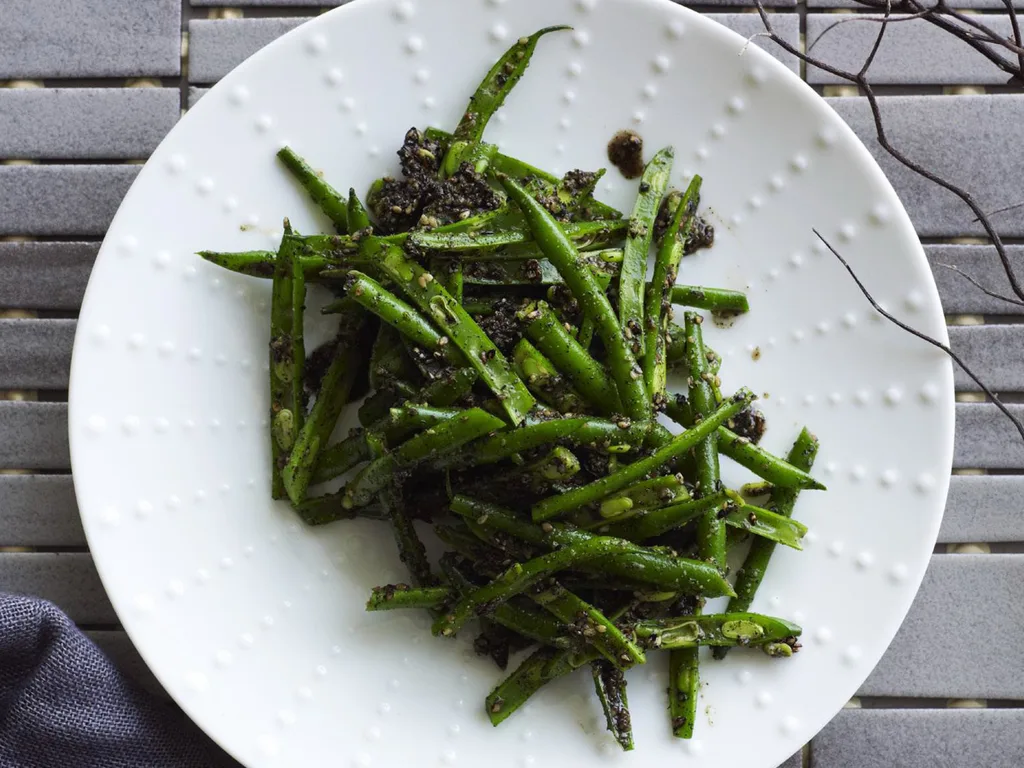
[0,593,238,768]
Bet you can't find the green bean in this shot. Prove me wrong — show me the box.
[486,646,599,726]
[591,661,634,751]
[268,227,305,498]
[420,366,479,406]
[671,285,749,313]
[716,428,826,490]
[440,556,572,649]
[367,431,436,587]
[669,644,698,738]
[432,536,633,636]
[344,408,504,508]
[434,415,652,470]
[294,493,386,526]
[366,585,450,612]
[726,503,807,549]
[512,339,588,414]
[369,240,535,425]
[309,432,369,486]
[499,175,649,419]
[345,271,459,363]
[518,301,621,414]
[409,219,627,256]
[531,389,754,521]
[347,188,371,231]
[637,613,803,650]
[277,146,349,233]
[715,429,819,661]
[663,400,825,491]
[451,26,571,145]
[604,491,735,542]
[619,147,674,357]
[282,336,364,505]
[683,312,725,567]
[451,496,735,598]
[644,176,701,400]
[442,139,498,177]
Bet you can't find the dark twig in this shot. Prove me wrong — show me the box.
[972,202,1024,224]
[755,0,1024,304]
[806,9,936,56]
[936,263,1024,307]
[817,231,1024,445]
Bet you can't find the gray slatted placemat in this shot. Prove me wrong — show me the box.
[2,2,1022,766]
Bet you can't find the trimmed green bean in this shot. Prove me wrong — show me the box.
[619,147,674,357]
[530,389,754,521]
[671,285,750,313]
[512,339,588,414]
[636,613,803,649]
[367,585,450,611]
[499,174,649,419]
[369,240,535,425]
[277,146,349,233]
[518,300,621,414]
[592,661,634,751]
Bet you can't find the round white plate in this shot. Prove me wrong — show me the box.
[69,1,954,765]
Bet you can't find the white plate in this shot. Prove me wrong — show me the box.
[69,1,954,765]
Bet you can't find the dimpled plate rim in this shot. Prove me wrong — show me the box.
[68,1,954,766]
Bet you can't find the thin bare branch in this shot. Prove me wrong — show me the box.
[936,263,1024,307]
[817,232,1024,445]
[806,9,936,56]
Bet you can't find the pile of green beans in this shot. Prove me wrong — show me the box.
[199,26,825,751]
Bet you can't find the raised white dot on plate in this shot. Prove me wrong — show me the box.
[632,111,645,125]
[490,23,508,42]
[736,670,753,685]
[422,96,436,109]
[91,324,111,344]
[829,541,845,557]
[277,710,297,727]
[326,67,344,86]
[572,29,590,47]
[196,177,214,195]
[122,415,141,435]
[905,290,925,311]
[378,701,391,715]
[915,473,936,493]
[215,650,233,668]
[804,531,819,547]
[167,154,186,174]
[167,580,185,598]
[262,615,275,628]
[306,34,327,54]
[641,83,657,100]
[577,0,597,10]
[413,68,430,85]
[239,633,255,648]
[815,627,833,644]
[803,394,815,406]
[341,97,356,112]
[229,85,249,105]
[316,665,328,677]
[254,115,272,133]
[184,420,197,431]
[394,0,415,20]
[728,95,745,114]
[769,175,785,192]
[919,382,940,403]
[196,567,210,582]
[843,646,862,664]
[889,563,909,583]
[389,679,400,691]
[856,551,874,569]
[749,196,763,210]
[87,415,107,434]
[880,469,899,487]
[828,392,843,406]
[135,500,152,519]
[154,417,170,433]
[695,146,709,160]
[134,594,155,614]
[223,196,238,212]
[220,557,234,569]
[730,213,743,227]
[166,495,181,510]
[792,329,805,342]
[850,465,866,482]
[781,717,800,736]
[790,154,808,172]
[153,251,171,269]
[870,203,891,224]
[748,65,768,84]
[854,389,870,405]
[668,19,686,38]
[816,320,830,334]
[685,740,704,755]
[653,54,671,73]
[353,754,371,768]
[839,223,857,241]
[788,252,804,268]
[559,116,572,130]
[817,127,838,147]
[100,506,119,527]
[405,36,424,54]
[567,61,583,77]
[842,312,857,328]
[755,691,773,708]
[711,123,726,140]
[118,236,138,256]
